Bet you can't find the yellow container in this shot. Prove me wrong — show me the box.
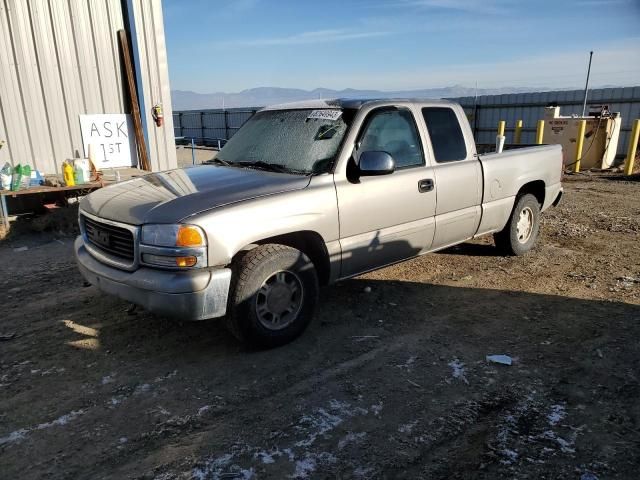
[63,161,75,186]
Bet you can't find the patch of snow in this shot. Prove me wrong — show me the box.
[134,383,151,395]
[197,405,211,416]
[500,448,519,464]
[192,452,234,480]
[101,374,114,385]
[255,451,276,464]
[289,453,336,479]
[291,456,316,479]
[370,401,383,417]
[0,409,85,446]
[541,430,576,453]
[547,404,566,426]
[154,370,178,383]
[294,408,343,447]
[354,466,375,477]
[398,420,418,434]
[253,447,293,464]
[294,399,368,448]
[448,359,469,384]
[338,431,366,449]
[396,356,417,371]
[157,406,171,416]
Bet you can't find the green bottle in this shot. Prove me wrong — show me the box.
[10,164,22,191]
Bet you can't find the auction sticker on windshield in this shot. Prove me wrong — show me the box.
[307,110,343,121]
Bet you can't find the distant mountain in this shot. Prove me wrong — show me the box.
[171,85,550,110]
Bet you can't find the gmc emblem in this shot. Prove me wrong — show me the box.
[91,229,111,248]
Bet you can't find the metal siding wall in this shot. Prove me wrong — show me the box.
[450,86,640,158]
[0,0,175,174]
[129,0,176,171]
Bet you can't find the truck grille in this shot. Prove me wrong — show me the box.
[82,215,135,261]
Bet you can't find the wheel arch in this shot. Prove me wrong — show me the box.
[517,180,545,206]
[238,231,331,286]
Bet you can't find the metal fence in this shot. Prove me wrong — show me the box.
[173,108,259,147]
[173,86,640,158]
[449,86,640,159]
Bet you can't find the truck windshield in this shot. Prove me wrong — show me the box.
[217,109,348,175]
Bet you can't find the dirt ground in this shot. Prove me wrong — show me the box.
[1,174,639,480]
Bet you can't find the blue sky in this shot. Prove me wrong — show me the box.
[163,0,640,93]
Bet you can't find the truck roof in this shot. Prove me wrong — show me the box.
[261,98,460,111]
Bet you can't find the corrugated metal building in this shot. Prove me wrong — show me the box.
[0,0,176,175]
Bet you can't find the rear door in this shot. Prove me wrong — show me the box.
[335,106,436,278]
[420,106,482,249]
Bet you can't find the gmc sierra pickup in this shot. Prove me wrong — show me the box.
[75,99,563,347]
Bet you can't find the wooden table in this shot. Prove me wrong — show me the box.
[0,168,148,230]
[0,182,104,230]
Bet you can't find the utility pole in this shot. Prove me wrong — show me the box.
[581,51,593,117]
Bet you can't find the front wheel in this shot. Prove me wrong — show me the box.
[226,244,319,348]
[493,193,541,256]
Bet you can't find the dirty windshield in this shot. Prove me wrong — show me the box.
[217,109,348,174]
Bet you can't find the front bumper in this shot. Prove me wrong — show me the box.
[74,237,231,320]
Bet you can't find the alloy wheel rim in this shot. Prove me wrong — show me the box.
[255,270,304,330]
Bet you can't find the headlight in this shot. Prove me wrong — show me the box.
[140,224,207,269]
[141,224,206,248]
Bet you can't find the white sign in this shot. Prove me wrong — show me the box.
[307,109,343,121]
[80,114,137,168]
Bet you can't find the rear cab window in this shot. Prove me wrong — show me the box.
[421,107,467,163]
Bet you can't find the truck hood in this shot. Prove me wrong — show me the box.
[80,165,311,225]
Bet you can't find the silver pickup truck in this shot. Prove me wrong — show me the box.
[75,99,563,347]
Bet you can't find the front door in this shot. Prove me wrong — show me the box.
[335,107,437,278]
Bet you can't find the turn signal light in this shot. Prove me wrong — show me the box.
[176,226,204,247]
[176,256,197,267]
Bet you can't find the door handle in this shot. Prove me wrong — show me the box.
[418,178,434,193]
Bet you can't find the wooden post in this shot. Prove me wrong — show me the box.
[623,119,640,176]
[118,30,150,171]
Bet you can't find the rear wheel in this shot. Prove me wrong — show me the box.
[226,244,319,348]
[494,193,541,256]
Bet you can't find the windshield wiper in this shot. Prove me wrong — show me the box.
[237,161,309,175]
[204,157,233,167]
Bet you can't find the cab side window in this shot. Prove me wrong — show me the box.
[359,109,424,169]
[421,107,467,162]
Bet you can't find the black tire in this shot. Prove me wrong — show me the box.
[226,244,319,348]
[493,193,541,256]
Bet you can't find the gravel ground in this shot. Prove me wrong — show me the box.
[0,174,639,479]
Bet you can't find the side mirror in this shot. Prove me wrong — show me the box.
[358,151,395,176]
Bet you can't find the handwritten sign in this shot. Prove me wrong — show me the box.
[79,114,137,168]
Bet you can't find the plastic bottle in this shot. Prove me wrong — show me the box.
[74,158,91,184]
[20,165,31,189]
[0,163,11,190]
[10,164,23,191]
[63,161,75,187]
[29,169,44,187]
